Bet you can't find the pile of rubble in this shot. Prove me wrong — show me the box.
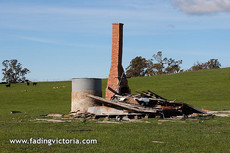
[84,89,208,120]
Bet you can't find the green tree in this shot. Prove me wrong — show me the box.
[151,51,168,75]
[145,59,156,76]
[126,51,183,77]
[126,56,147,77]
[2,59,30,83]
[148,51,182,75]
[165,58,183,74]
[206,59,221,69]
[189,59,221,71]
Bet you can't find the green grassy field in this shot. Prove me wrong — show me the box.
[0,68,230,153]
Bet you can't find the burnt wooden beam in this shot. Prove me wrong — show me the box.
[108,86,120,95]
[87,94,158,113]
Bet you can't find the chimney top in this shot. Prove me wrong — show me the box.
[112,23,124,25]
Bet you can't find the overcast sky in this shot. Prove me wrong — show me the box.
[0,0,229,81]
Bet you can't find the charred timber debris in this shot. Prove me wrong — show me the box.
[86,89,208,119]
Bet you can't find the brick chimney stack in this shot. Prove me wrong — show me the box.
[105,23,130,99]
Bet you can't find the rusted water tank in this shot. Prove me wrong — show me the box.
[71,78,102,113]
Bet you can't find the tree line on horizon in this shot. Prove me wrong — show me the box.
[1,53,222,83]
[125,51,221,77]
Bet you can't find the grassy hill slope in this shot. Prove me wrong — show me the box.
[127,67,230,110]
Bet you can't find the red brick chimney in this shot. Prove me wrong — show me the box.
[105,23,130,99]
